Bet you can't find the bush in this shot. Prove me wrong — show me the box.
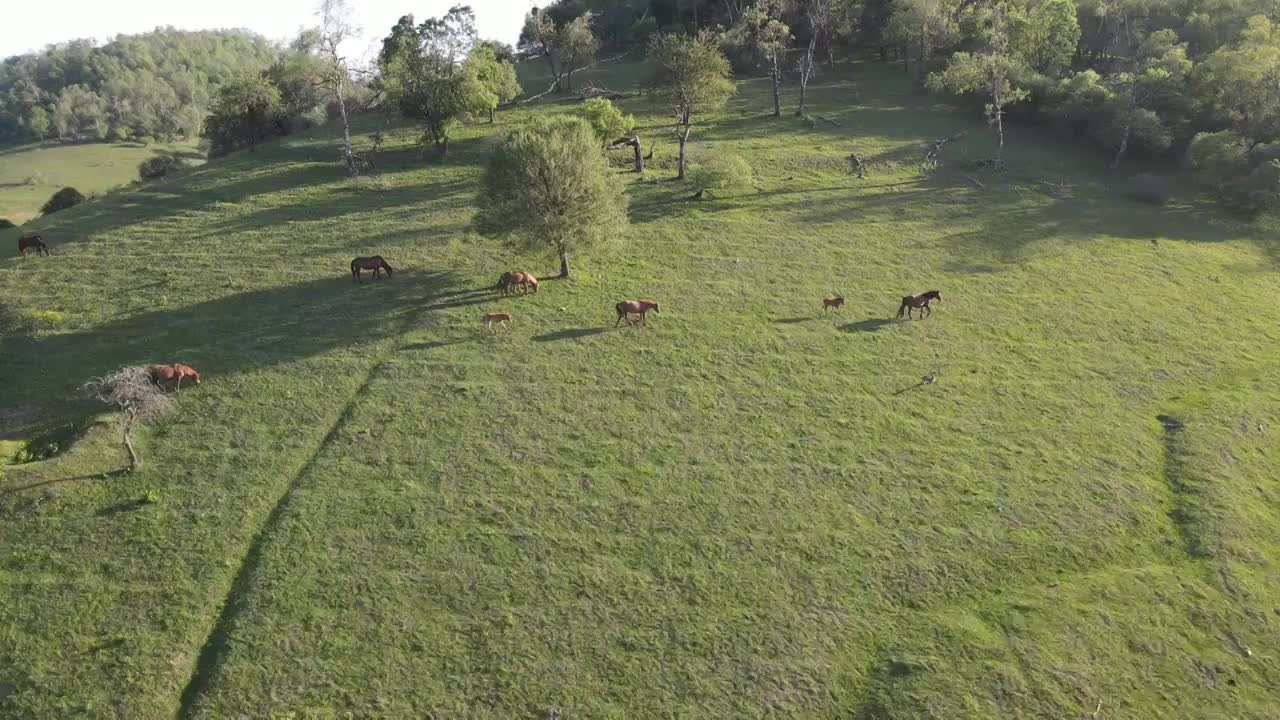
[1128,173,1170,205]
[687,154,753,197]
[1186,130,1248,188]
[138,155,189,181]
[1225,160,1280,217]
[40,187,86,216]
[577,98,635,145]
[0,218,14,229]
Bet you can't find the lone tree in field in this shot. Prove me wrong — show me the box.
[726,1,791,116]
[474,116,628,279]
[795,0,832,116]
[926,1,1027,164]
[83,366,173,472]
[643,32,736,180]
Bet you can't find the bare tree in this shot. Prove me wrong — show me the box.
[83,366,173,472]
[795,0,831,116]
[317,0,360,177]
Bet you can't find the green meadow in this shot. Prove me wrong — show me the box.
[1,59,1278,718]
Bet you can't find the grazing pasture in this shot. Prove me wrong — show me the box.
[0,140,201,224]
[1,59,1279,718]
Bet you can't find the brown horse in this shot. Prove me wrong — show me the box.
[351,256,393,282]
[483,312,513,332]
[498,271,538,296]
[897,290,942,319]
[149,363,201,391]
[822,295,845,313]
[18,234,49,257]
[615,299,660,327]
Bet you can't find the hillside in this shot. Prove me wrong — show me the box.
[0,140,201,224]
[2,58,1278,718]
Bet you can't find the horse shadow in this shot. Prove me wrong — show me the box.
[532,327,609,343]
[840,318,895,333]
[771,316,816,325]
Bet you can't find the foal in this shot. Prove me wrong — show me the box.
[483,312,513,332]
[18,234,49,257]
[896,290,942,319]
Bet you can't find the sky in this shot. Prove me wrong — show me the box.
[1,0,535,65]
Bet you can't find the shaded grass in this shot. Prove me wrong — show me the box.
[1,59,1279,719]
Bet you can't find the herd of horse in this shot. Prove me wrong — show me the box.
[13,235,943,385]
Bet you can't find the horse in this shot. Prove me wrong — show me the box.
[896,290,942,319]
[149,363,201,392]
[18,234,49,257]
[497,271,516,296]
[483,312,513,332]
[351,256,393,283]
[519,273,539,294]
[822,295,845,313]
[615,299,660,327]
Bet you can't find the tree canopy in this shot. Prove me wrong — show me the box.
[643,32,735,179]
[474,115,628,278]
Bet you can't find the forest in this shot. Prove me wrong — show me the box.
[0,29,277,144]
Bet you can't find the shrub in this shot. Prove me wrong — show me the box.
[138,155,189,181]
[0,218,14,229]
[577,98,635,145]
[40,187,86,216]
[1225,160,1280,217]
[1186,130,1248,189]
[1128,173,1170,205]
[687,154,753,197]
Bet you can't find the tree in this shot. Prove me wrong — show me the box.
[28,106,49,139]
[578,97,635,144]
[561,16,599,91]
[316,0,361,177]
[725,1,791,115]
[521,10,564,90]
[83,366,173,472]
[202,72,282,155]
[885,0,956,80]
[643,32,736,179]
[40,187,86,215]
[1011,0,1080,76]
[466,42,522,123]
[1192,16,1280,145]
[927,2,1029,163]
[378,7,489,158]
[795,0,832,115]
[474,115,628,279]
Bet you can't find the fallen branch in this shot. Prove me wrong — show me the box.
[963,174,984,188]
[607,135,644,173]
[519,53,630,104]
[847,153,865,179]
[924,130,969,168]
[815,114,843,127]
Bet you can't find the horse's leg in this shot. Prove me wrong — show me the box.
[175,376,182,394]
[615,312,624,328]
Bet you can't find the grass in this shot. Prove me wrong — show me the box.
[2,57,1279,718]
[0,139,201,225]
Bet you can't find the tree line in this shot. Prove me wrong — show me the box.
[0,28,278,144]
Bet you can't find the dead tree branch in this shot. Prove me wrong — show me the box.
[83,366,174,472]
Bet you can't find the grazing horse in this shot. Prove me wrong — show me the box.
[18,234,49,257]
[483,312,513,332]
[897,290,942,319]
[822,295,845,313]
[149,363,201,391]
[615,299,660,327]
[351,256,393,282]
[497,271,516,296]
[519,273,539,294]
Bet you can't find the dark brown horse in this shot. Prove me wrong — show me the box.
[18,234,49,257]
[897,290,942,319]
[822,295,845,313]
[149,363,201,391]
[615,299,660,327]
[352,256,393,282]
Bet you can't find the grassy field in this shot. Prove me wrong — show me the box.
[0,140,201,225]
[2,58,1279,718]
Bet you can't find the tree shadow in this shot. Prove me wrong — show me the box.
[400,338,472,352]
[772,316,816,324]
[532,327,608,343]
[95,496,149,517]
[0,269,468,409]
[841,318,895,333]
[1,468,128,497]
